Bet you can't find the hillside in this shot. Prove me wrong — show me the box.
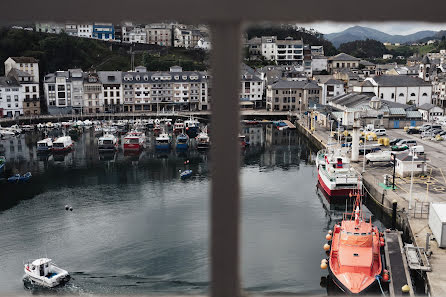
[0,27,208,77]
[326,26,437,47]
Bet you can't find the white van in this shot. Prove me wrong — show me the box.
[411,145,424,154]
[373,129,387,136]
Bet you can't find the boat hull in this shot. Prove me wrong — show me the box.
[155,144,171,151]
[328,266,380,295]
[98,144,118,152]
[176,143,189,150]
[25,274,71,288]
[317,173,357,198]
[52,144,73,153]
[124,143,143,151]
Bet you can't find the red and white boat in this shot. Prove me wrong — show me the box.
[316,149,361,198]
[52,136,73,153]
[173,120,184,134]
[123,131,146,151]
[326,189,387,294]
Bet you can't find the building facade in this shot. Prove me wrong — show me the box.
[93,23,115,41]
[266,80,321,111]
[0,77,23,117]
[5,57,40,83]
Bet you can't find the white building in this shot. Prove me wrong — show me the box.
[311,56,328,73]
[258,36,304,65]
[4,57,39,83]
[353,75,433,106]
[77,24,93,38]
[261,36,277,61]
[127,27,147,44]
[417,103,444,121]
[44,71,74,114]
[240,64,264,108]
[383,54,393,60]
[395,152,428,177]
[319,78,345,105]
[98,71,124,113]
[0,76,23,117]
[196,38,211,50]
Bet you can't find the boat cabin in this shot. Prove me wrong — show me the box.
[29,258,52,277]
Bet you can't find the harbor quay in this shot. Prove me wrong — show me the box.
[295,116,446,296]
[0,110,297,126]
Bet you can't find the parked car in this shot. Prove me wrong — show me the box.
[432,129,443,136]
[407,128,421,134]
[389,138,403,146]
[391,139,417,151]
[419,124,432,132]
[366,150,393,164]
[373,129,387,136]
[421,130,435,138]
[359,145,382,154]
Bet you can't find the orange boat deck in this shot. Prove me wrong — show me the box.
[329,216,383,294]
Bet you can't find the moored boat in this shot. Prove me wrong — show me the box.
[196,131,210,150]
[153,124,161,135]
[123,131,146,151]
[98,134,119,152]
[184,117,200,138]
[176,133,189,151]
[326,190,386,294]
[239,134,249,149]
[316,149,361,199]
[24,258,70,288]
[37,138,53,153]
[8,172,32,183]
[174,120,184,134]
[155,133,171,150]
[52,136,73,153]
[180,169,193,179]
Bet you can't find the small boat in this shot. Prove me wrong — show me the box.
[327,189,385,294]
[94,126,103,136]
[98,134,119,152]
[155,133,171,150]
[153,124,161,135]
[123,131,146,151]
[184,117,200,138]
[174,120,184,134]
[103,126,118,134]
[21,124,34,132]
[52,136,73,153]
[196,131,210,150]
[37,138,53,153]
[0,128,15,139]
[316,149,362,199]
[45,122,55,129]
[180,169,193,179]
[147,119,154,129]
[8,172,32,183]
[24,258,70,288]
[176,133,189,151]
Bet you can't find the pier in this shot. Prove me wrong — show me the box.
[294,117,446,296]
[384,231,414,297]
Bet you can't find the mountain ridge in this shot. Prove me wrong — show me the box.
[325,26,438,47]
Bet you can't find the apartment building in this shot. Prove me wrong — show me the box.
[83,73,103,114]
[0,77,23,117]
[146,25,172,46]
[98,71,123,113]
[44,70,80,114]
[93,23,114,41]
[266,80,321,111]
[328,53,360,72]
[240,64,264,108]
[5,57,39,83]
[78,24,93,38]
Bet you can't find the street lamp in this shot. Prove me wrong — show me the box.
[391,152,396,190]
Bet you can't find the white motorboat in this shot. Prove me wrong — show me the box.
[196,131,210,150]
[98,133,119,151]
[37,138,53,153]
[52,136,73,152]
[24,258,70,288]
[0,128,15,139]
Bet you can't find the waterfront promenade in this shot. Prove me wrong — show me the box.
[295,118,446,296]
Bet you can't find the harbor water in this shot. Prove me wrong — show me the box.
[0,125,386,295]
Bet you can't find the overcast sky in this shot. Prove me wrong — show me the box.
[296,22,446,35]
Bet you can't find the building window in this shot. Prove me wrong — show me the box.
[399,93,404,97]
[411,93,416,96]
[422,93,428,96]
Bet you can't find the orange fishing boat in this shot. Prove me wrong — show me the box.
[327,190,387,294]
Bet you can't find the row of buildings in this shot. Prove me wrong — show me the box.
[33,22,210,49]
[2,42,446,119]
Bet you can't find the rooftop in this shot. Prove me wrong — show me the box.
[10,56,39,63]
[371,75,432,87]
[328,53,360,61]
